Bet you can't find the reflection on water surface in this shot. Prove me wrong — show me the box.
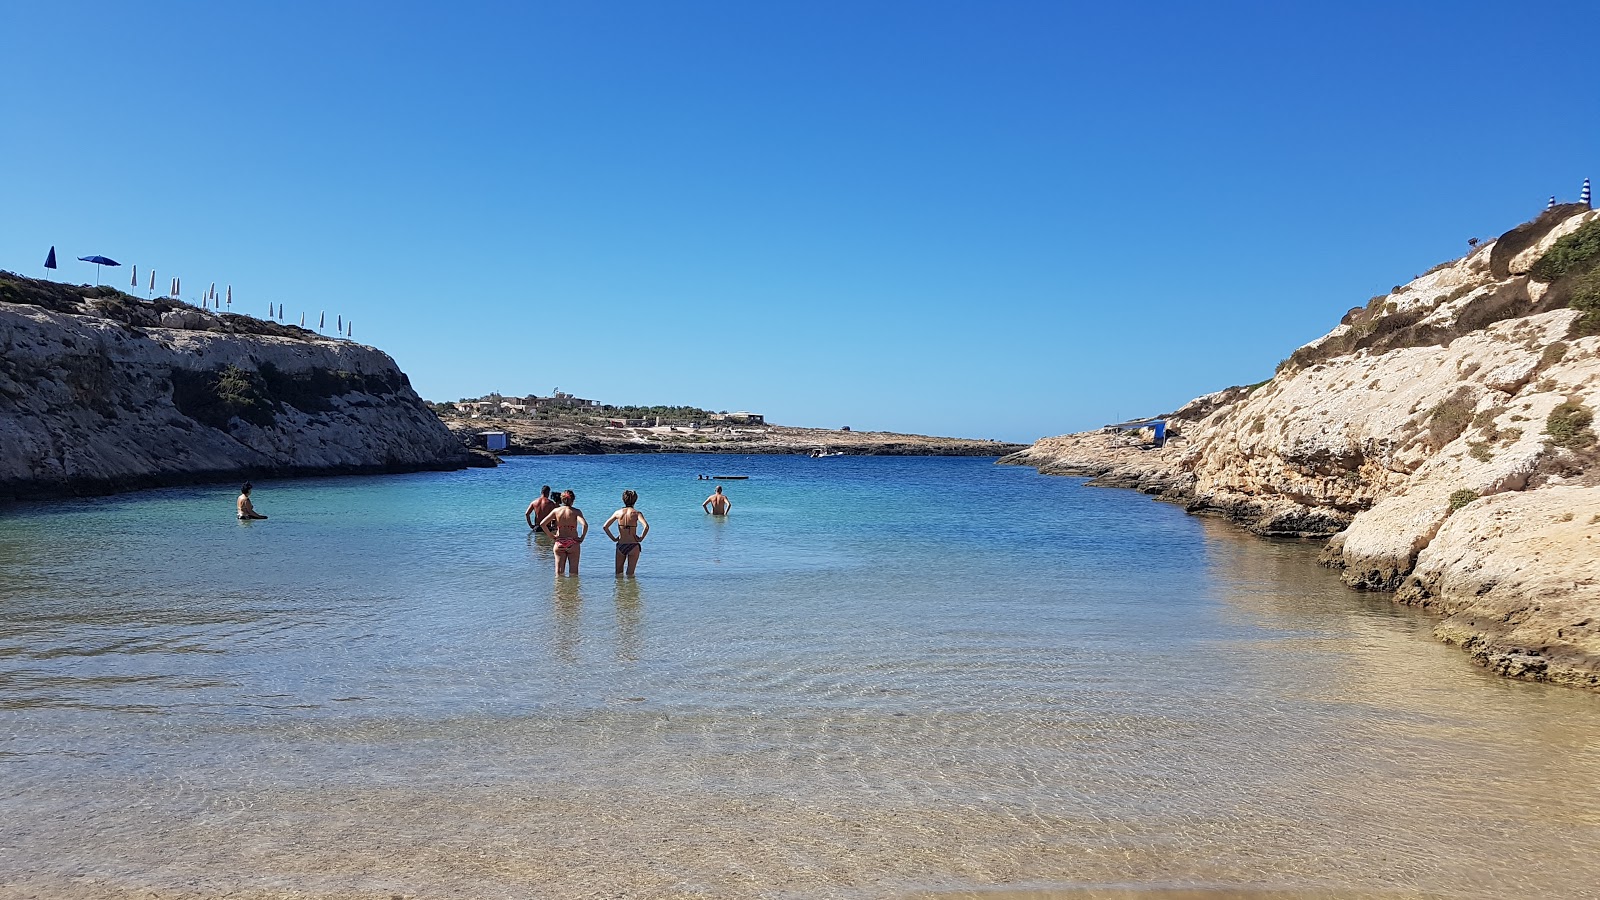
[2,455,1597,899]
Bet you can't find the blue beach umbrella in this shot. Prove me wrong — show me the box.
[78,255,120,285]
[44,246,57,275]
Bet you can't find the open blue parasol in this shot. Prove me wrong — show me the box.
[78,255,121,285]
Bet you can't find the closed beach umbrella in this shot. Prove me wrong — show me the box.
[300,312,305,327]
[319,311,325,329]
[131,264,138,288]
[78,255,120,285]
[44,246,57,273]
[337,314,342,332]
[149,269,156,296]
[347,321,352,337]
[226,284,232,307]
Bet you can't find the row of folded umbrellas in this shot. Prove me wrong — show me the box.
[42,246,352,337]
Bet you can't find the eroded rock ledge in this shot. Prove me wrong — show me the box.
[1,274,480,500]
[1003,206,1600,691]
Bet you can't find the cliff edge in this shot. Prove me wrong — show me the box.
[1003,205,1600,690]
[0,273,478,499]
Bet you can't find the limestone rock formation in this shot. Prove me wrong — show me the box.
[1004,205,1600,689]
[0,274,476,499]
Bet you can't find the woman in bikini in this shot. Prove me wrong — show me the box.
[602,489,650,577]
[539,490,587,576]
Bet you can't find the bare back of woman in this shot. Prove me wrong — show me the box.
[540,491,587,576]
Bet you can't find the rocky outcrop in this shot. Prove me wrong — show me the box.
[1004,206,1600,689]
[0,274,478,499]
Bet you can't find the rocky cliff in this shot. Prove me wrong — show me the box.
[0,273,478,499]
[1003,205,1600,690]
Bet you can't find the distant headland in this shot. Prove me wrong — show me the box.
[431,391,1024,457]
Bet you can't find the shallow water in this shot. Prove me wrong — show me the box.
[1,455,1598,899]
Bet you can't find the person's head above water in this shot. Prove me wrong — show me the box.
[622,489,637,507]
[241,482,253,495]
[561,490,575,506]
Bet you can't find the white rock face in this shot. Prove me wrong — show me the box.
[1006,207,1600,688]
[0,300,470,497]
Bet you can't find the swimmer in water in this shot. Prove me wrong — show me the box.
[602,489,650,576]
[702,485,731,516]
[237,483,267,520]
[539,490,587,576]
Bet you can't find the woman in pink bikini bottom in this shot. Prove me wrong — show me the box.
[540,490,588,576]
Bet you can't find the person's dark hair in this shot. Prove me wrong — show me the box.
[241,483,253,494]
[714,485,723,493]
[622,489,637,507]
[561,490,575,505]
[541,485,551,498]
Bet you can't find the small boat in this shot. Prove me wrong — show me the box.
[712,475,749,480]
[808,448,844,458]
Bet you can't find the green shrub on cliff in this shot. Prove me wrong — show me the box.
[1545,398,1596,449]
[172,365,275,429]
[1427,388,1475,449]
[1566,271,1600,338]
[1530,219,1600,282]
[1448,488,1479,511]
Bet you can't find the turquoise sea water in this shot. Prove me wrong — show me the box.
[2,454,1599,899]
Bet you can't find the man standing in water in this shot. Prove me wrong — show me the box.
[237,483,268,520]
[525,485,557,531]
[702,485,731,516]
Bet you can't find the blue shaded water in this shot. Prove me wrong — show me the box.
[2,455,1598,899]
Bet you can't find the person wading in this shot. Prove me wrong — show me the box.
[237,483,268,520]
[540,490,588,576]
[702,485,732,516]
[525,485,557,531]
[602,489,650,577]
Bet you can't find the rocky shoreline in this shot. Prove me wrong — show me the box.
[444,415,1024,457]
[1004,205,1600,692]
[1,273,482,502]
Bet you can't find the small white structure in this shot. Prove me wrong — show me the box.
[478,431,508,451]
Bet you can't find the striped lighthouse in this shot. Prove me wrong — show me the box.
[1583,178,1592,209]
[1548,195,1556,211]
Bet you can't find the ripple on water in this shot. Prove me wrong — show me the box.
[2,456,1599,898]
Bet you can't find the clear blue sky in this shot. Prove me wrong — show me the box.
[2,1,1596,442]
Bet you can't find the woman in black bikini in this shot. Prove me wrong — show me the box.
[602,489,650,577]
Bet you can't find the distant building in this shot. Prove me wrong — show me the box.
[715,411,764,425]
[478,431,508,451]
[523,390,599,410]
